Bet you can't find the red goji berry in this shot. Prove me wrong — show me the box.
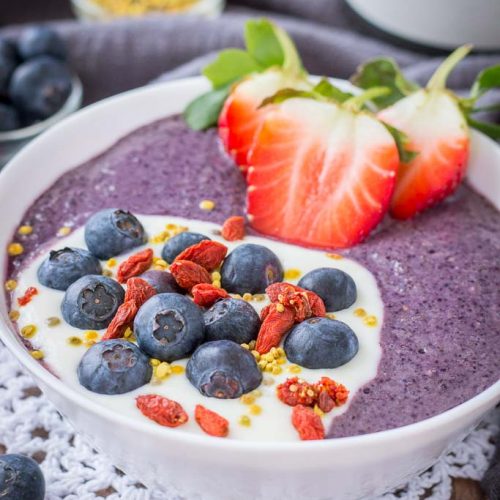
[266,282,304,302]
[276,377,317,407]
[255,303,295,354]
[221,216,245,241]
[194,404,229,437]
[17,286,38,306]
[314,377,349,408]
[191,283,229,307]
[117,248,153,283]
[103,300,138,340]
[136,394,188,428]
[174,240,227,271]
[291,405,325,441]
[170,260,211,290]
[124,277,156,307]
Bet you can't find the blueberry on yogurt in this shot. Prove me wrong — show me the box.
[204,298,260,344]
[134,293,204,362]
[84,208,146,259]
[284,317,359,369]
[298,268,357,311]
[187,340,262,399]
[0,454,45,500]
[161,232,209,263]
[139,270,182,294]
[221,243,283,294]
[37,247,102,291]
[77,339,152,395]
[61,275,124,329]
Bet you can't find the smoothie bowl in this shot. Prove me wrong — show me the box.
[1,20,500,500]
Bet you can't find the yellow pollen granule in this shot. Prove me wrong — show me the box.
[288,364,302,374]
[264,364,274,373]
[253,294,266,302]
[238,415,251,427]
[354,308,367,317]
[5,280,17,291]
[251,350,260,361]
[85,331,99,341]
[326,312,336,320]
[248,340,256,350]
[31,350,44,360]
[276,357,286,365]
[313,405,325,417]
[57,227,72,237]
[21,324,37,338]
[276,347,285,357]
[326,253,343,260]
[46,317,61,327]
[153,257,168,268]
[258,360,267,371]
[84,340,96,348]
[263,377,275,386]
[212,279,221,288]
[150,358,160,366]
[249,404,262,416]
[211,271,221,280]
[67,336,82,346]
[106,258,117,268]
[251,389,262,398]
[284,269,301,280]
[9,310,20,321]
[241,343,250,350]
[242,293,253,301]
[156,362,171,379]
[199,199,215,211]
[171,365,185,375]
[18,225,33,235]
[272,365,282,375]
[276,303,285,313]
[8,243,24,256]
[102,269,113,277]
[363,315,378,327]
[240,394,255,405]
[124,327,134,339]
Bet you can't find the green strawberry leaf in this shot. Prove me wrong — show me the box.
[202,49,262,89]
[470,64,500,100]
[467,117,500,140]
[351,57,419,109]
[259,88,317,107]
[313,78,353,103]
[383,123,419,164]
[184,85,231,131]
[244,19,284,68]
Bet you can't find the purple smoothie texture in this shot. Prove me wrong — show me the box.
[7,115,500,438]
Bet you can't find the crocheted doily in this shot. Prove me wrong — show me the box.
[0,342,497,500]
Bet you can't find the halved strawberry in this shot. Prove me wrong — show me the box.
[247,96,399,249]
[219,69,306,174]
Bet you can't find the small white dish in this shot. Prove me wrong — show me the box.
[0,77,498,499]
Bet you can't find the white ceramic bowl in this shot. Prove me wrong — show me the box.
[0,77,499,499]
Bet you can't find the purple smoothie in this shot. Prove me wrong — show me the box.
[7,116,500,437]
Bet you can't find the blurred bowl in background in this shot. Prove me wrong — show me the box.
[0,76,82,169]
[71,0,225,20]
[345,0,500,51]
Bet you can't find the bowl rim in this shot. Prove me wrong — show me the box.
[0,75,499,453]
[0,75,83,142]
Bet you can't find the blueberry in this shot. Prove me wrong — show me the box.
[0,454,45,500]
[187,340,262,399]
[37,247,102,291]
[139,270,182,294]
[221,243,283,294]
[18,27,66,61]
[61,275,124,330]
[161,232,210,263]
[0,38,17,95]
[8,56,72,119]
[84,208,146,259]
[134,293,204,362]
[298,268,357,312]
[204,298,260,344]
[284,317,359,369]
[77,339,152,395]
[0,102,20,131]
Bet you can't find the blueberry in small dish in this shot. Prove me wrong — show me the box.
[204,298,260,344]
[139,270,183,294]
[61,275,124,329]
[37,247,102,291]
[134,293,204,362]
[284,317,359,369]
[298,268,357,312]
[0,103,20,132]
[221,243,283,294]
[17,27,67,61]
[84,208,146,259]
[187,340,262,399]
[77,339,152,395]
[0,454,45,500]
[0,38,17,96]
[161,231,210,263]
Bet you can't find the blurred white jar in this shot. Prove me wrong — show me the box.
[345,0,500,50]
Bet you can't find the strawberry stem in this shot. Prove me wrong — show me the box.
[273,23,304,78]
[344,87,390,112]
[427,45,472,91]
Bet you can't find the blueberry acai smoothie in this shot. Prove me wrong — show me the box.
[5,115,500,441]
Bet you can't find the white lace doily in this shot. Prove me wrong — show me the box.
[0,342,497,500]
